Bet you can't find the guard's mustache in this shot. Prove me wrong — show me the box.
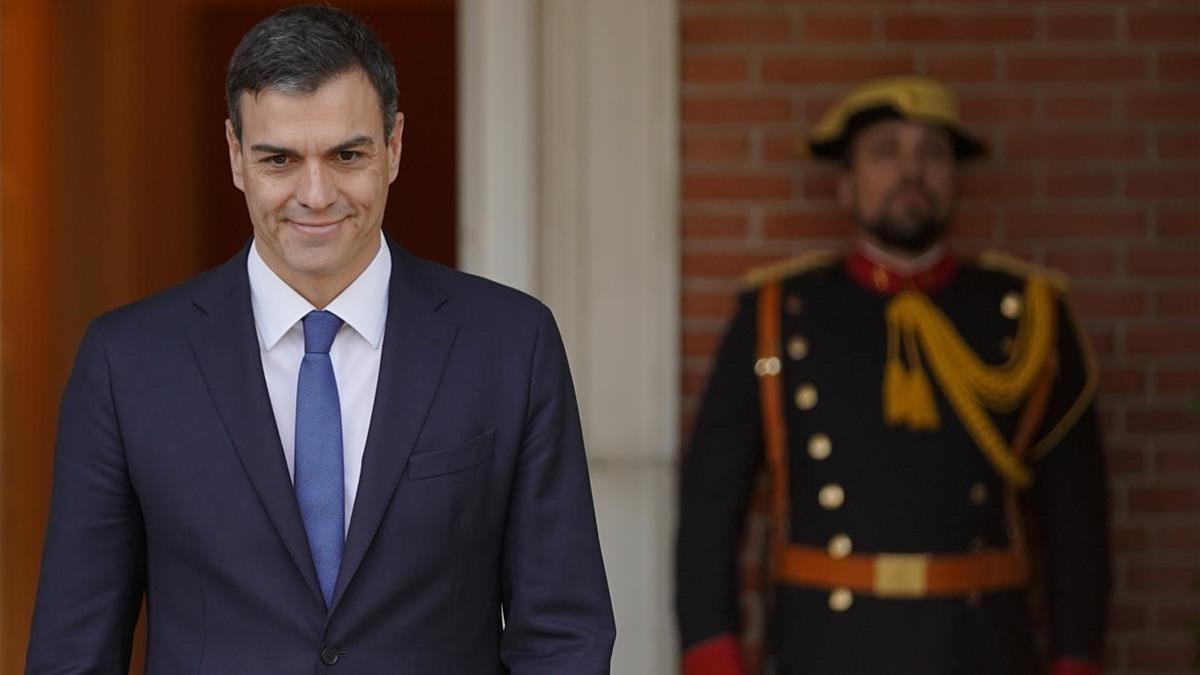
[887,180,936,204]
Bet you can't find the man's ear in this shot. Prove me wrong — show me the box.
[225,119,245,192]
[837,171,855,211]
[387,113,404,184]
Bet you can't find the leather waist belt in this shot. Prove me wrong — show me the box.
[774,545,1030,599]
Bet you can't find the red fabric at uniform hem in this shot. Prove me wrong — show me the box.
[1051,656,1102,675]
[682,634,745,675]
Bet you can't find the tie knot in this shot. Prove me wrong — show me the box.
[302,311,343,354]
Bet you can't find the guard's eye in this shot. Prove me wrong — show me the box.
[921,141,953,161]
[869,141,899,158]
[265,155,291,167]
[337,150,362,163]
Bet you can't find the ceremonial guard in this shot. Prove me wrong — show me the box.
[676,77,1110,675]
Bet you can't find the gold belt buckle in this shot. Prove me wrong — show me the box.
[873,554,930,598]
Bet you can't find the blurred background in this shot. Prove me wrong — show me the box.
[678,2,1199,674]
[2,0,1197,673]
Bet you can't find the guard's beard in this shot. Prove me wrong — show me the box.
[863,214,948,255]
[860,182,950,255]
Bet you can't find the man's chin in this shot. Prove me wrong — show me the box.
[865,218,948,255]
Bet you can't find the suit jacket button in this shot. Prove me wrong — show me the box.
[321,646,340,666]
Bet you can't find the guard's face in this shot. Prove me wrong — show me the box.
[226,69,403,287]
[839,118,956,254]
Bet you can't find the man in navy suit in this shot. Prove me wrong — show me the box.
[27,6,615,673]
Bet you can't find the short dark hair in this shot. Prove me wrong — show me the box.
[225,5,399,141]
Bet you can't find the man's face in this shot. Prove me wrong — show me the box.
[226,69,403,286]
[838,118,956,254]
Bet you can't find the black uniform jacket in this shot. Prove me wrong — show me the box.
[676,251,1109,675]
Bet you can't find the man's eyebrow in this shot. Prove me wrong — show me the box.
[247,135,375,157]
[328,135,375,154]
[249,143,296,156]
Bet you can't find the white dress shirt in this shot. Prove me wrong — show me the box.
[247,234,390,533]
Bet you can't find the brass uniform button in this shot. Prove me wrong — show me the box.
[872,266,889,291]
[1001,292,1023,319]
[827,533,853,559]
[795,383,819,410]
[969,482,989,506]
[787,336,809,361]
[785,295,804,316]
[808,434,832,460]
[818,483,845,510]
[829,586,854,612]
[754,356,781,377]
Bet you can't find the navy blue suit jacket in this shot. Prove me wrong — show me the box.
[27,242,615,674]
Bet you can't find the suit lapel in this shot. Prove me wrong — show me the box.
[186,246,324,607]
[329,244,457,615]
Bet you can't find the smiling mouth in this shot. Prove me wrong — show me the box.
[288,217,348,234]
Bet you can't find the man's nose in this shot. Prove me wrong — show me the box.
[296,160,337,211]
[898,149,926,179]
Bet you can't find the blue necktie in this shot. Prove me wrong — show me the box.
[295,310,345,608]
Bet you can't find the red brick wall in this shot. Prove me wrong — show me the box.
[679,2,1200,673]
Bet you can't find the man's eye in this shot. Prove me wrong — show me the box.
[338,150,361,162]
[923,144,952,160]
[871,143,898,158]
[266,155,290,167]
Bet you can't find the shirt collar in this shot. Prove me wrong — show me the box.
[247,232,391,351]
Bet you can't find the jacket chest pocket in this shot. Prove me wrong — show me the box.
[405,428,495,480]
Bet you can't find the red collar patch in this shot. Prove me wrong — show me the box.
[845,248,959,295]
